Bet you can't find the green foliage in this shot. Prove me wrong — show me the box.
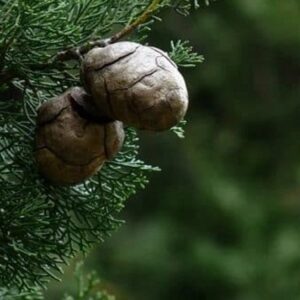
[0,120,155,289]
[0,0,200,295]
[170,0,214,16]
[1,262,114,300]
[0,0,157,82]
[169,40,204,67]
[170,120,187,138]
[0,0,162,292]
[168,40,204,138]
[62,262,115,300]
[0,287,43,300]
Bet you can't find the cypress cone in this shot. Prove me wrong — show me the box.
[35,87,124,185]
[82,41,189,131]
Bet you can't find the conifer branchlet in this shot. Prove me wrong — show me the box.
[0,0,205,294]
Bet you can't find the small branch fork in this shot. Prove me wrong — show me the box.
[0,0,162,85]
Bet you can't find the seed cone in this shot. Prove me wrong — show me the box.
[82,41,189,131]
[35,87,124,185]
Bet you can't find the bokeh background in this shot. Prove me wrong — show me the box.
[46,1,300,299]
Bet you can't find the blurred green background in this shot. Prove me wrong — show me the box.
[46,1,300,299]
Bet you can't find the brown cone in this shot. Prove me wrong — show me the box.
[35,87,124,185]
[82,41,189,131]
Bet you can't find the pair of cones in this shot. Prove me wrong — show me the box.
[35,41,189,185]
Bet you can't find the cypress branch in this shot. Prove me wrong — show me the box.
[0,0,203,295]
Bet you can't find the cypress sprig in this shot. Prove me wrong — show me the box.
[0,0,162,290]
[0,0,203,294]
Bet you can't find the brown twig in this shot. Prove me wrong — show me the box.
[0,0,163,84]
[55,0,162,62]
[109,0,162,43]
